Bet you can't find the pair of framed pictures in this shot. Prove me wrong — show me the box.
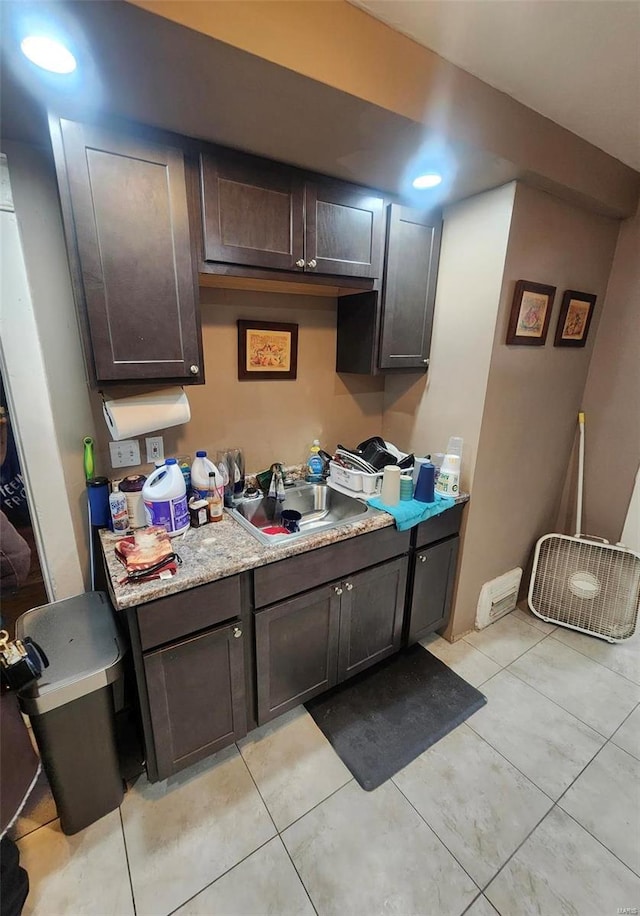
[506,281,596,347]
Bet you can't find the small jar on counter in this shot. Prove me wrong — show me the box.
[119,475,147,528]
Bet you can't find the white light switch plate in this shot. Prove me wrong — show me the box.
[109,439,141,468]
[146,436,165,463]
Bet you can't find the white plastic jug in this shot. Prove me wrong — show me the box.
[191,450,222,500]
[142,459,189,537]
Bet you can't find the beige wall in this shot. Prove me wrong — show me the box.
[557,205,640,543]
[448,183,620,638]
[383,183,516,491]
[92,289,385,476]
[131,0,639,218]
[1,144,96,595]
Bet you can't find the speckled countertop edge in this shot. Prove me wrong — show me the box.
[100,494,469,611]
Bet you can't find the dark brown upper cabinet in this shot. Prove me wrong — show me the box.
[200,150,384,279]
[379,204,442,369]
[50,118,204,385]
[336,204,442,374]
[305,179,384,278]
[200,150,305,271]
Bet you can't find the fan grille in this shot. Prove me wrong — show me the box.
[530,535,640,641]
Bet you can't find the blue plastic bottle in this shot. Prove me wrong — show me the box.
[307,439,324,478]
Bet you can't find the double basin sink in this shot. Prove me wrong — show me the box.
[227,481,374,546]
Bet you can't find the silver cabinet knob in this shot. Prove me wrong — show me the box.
[345,582,353,591]
[295,258,305,268]
[190,365,199,375]
[419,555,427,563]
[307,259,317,269]
[422,359,428,365]
[233,627,242,638]
[334,586,343,596]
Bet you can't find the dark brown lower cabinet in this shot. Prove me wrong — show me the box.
[255,585,341,724]
[256,557,408,723]
[407,536,460,644]
[144,621,247,781]
[337,558,407,680]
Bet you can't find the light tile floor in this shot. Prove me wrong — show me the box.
[16,607,640,916]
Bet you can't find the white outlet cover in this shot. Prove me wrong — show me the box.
[145,436,165,463]
[109,439,141,468]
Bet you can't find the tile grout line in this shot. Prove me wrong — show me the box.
[460,892,493,915]
[453,623,640,891]
[610,699,640,753]
[555,801,640,881]
[161,745,282,916]
[390,778,482,898]
[470,629,635,747]
[503,666,619,742]
[553,735,640,879]
[461,623,552,669]
[236,747,320,916]
[546,630,640,687]
[477,710,639,898]
[165,835,277,916]
[460,723,557,806]
[118,806,138,916]
[479,804,556,898]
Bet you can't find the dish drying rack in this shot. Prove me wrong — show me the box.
[328,460,383,496]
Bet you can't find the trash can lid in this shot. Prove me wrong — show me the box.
[15,591,125,714]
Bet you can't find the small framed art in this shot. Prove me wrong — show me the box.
[554,290,597,347]
[506,280,556,346]
[237,320,298,380]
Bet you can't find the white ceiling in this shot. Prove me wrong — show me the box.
[349,0,640,171]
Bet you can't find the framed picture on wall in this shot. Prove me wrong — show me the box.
[237,320,298,380]
[554,290,597,347]
[506,280,556,346]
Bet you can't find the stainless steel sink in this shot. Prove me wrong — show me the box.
[227,481,374,546]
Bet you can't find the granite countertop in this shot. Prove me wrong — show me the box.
[100,494,468,611]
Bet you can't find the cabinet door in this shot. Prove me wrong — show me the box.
[144,622,246,780]
[53,119,202,384]
[379,204,442,370]
[200,151,305,271]
[305,180,384,278]
[255,585,341,724]
[408,536,460,644]
[337,557,408,681]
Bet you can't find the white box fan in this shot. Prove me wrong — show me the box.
[529,413,640,642]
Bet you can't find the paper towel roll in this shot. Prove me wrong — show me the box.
[103,388,191,441]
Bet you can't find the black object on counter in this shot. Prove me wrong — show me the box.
[306,644,486,791]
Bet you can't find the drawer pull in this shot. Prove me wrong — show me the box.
[334,586,343,596]
[419,555,428,563]
[345,582,353,591]
[233,627,242,638]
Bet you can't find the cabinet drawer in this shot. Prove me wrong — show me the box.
[137,575,242,650]
[254,525,410,608]
[413,504,464,549]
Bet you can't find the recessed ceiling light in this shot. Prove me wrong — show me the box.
[20,35,77,74]
[412,173,443,190]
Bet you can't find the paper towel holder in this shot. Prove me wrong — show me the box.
[101,386,191,441]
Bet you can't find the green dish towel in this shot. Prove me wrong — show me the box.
[368,493,456,531]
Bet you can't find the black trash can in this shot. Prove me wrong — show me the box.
[16,591,126,835]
